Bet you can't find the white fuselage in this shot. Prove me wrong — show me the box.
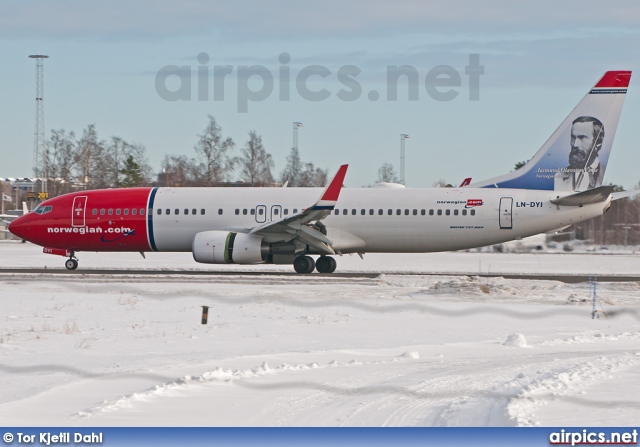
[150,187,608,253]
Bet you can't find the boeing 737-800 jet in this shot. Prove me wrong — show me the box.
[9,71,634,273]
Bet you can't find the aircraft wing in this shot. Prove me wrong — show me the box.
[550,185,615,206]
[247,164,348,255]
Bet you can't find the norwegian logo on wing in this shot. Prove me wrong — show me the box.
[465,199,484,208]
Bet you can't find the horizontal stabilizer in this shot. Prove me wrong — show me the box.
[550,185,615,206]
[611,189,640,201]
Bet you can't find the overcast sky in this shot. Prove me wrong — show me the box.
[2,0,640,188]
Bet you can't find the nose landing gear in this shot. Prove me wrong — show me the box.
[64,258,78,270]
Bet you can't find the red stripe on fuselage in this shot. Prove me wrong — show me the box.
[11,188,153,252]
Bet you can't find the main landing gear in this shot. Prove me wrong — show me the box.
[65,257,78,270]
[293,255,337,274]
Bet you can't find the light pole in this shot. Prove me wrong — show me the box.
[293,122,303,151]
[29,54,49,197]
[400,134,410,185]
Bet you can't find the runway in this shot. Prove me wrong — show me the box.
[1,267,639,283]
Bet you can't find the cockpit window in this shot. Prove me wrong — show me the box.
[33,205,53,215]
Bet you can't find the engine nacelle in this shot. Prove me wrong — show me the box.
[192,231,267,264]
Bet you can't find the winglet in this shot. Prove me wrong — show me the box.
[312,164,348,210]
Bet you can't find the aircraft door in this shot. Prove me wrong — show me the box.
[499,197,513,229]
[270,205,282,222]
[72,196,88,227]
[255,205,266,223]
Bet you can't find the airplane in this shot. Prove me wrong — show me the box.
[8,70,635,273]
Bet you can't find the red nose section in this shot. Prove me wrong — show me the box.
[8,216,27,240]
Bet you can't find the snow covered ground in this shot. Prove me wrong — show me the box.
[0,241,639,426]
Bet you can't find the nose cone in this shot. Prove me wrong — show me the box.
[8,215,28,240]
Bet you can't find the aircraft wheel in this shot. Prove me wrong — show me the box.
[65,259,78,270]
[293,255,315,274]
[315,256,336,274]
[327,256,337,273]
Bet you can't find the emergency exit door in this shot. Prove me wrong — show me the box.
[72,196,88,227]
[499,197,513,229]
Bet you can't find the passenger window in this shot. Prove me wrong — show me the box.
[421,209,426,216]
[379,209,383,215]
[184,209,188,215]
[140,209,145,215]
[124,209,129,216]
[157,209,162,215]
[243,209,247,215]
[259,208,264,215]
[437,209,442,216]
[293,209,298,213]
[343,209,348,215]
[235,209,239,215]
[100,209,105,215]
[251,209,255,215]
[165,209,170,215]
[454,209,459,216]
[201,209,205,215]
[108,209,113,215]
[218,209,223,215]
[175,209,179,215]
[274,209,279,215]
[334,209,339,215]
[351,209,356,215]
[429,209,434,215]
[369,209,374,215]
[92,209,97,215]
[405,209,409,215]
[470,209,476,216]
[192,209,196,215]
[396,209,401,215]
[413,209,417,215]
[116,209,121,215]
[446,209,451,216]
[388,209,393,215]
[283,209,288,215]
[132,208,137,216]
[462,209,467,216]
[361,209,365,215]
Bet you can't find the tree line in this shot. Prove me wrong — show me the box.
[34,115,330,196]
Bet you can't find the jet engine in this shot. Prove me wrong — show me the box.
[192,231,267,264]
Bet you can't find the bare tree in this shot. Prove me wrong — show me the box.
[76,124,103,189]
[90,142,114,190]
[194,115,235,185]
[160,154,201,187]
[238,131,274,186]
[102,137,152,187]
[45,129,76,196]
[107,136,130,187]
[299,162,328,187]
[377,163,398,183]
[280,148,302,186]
[280,148,328,187]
